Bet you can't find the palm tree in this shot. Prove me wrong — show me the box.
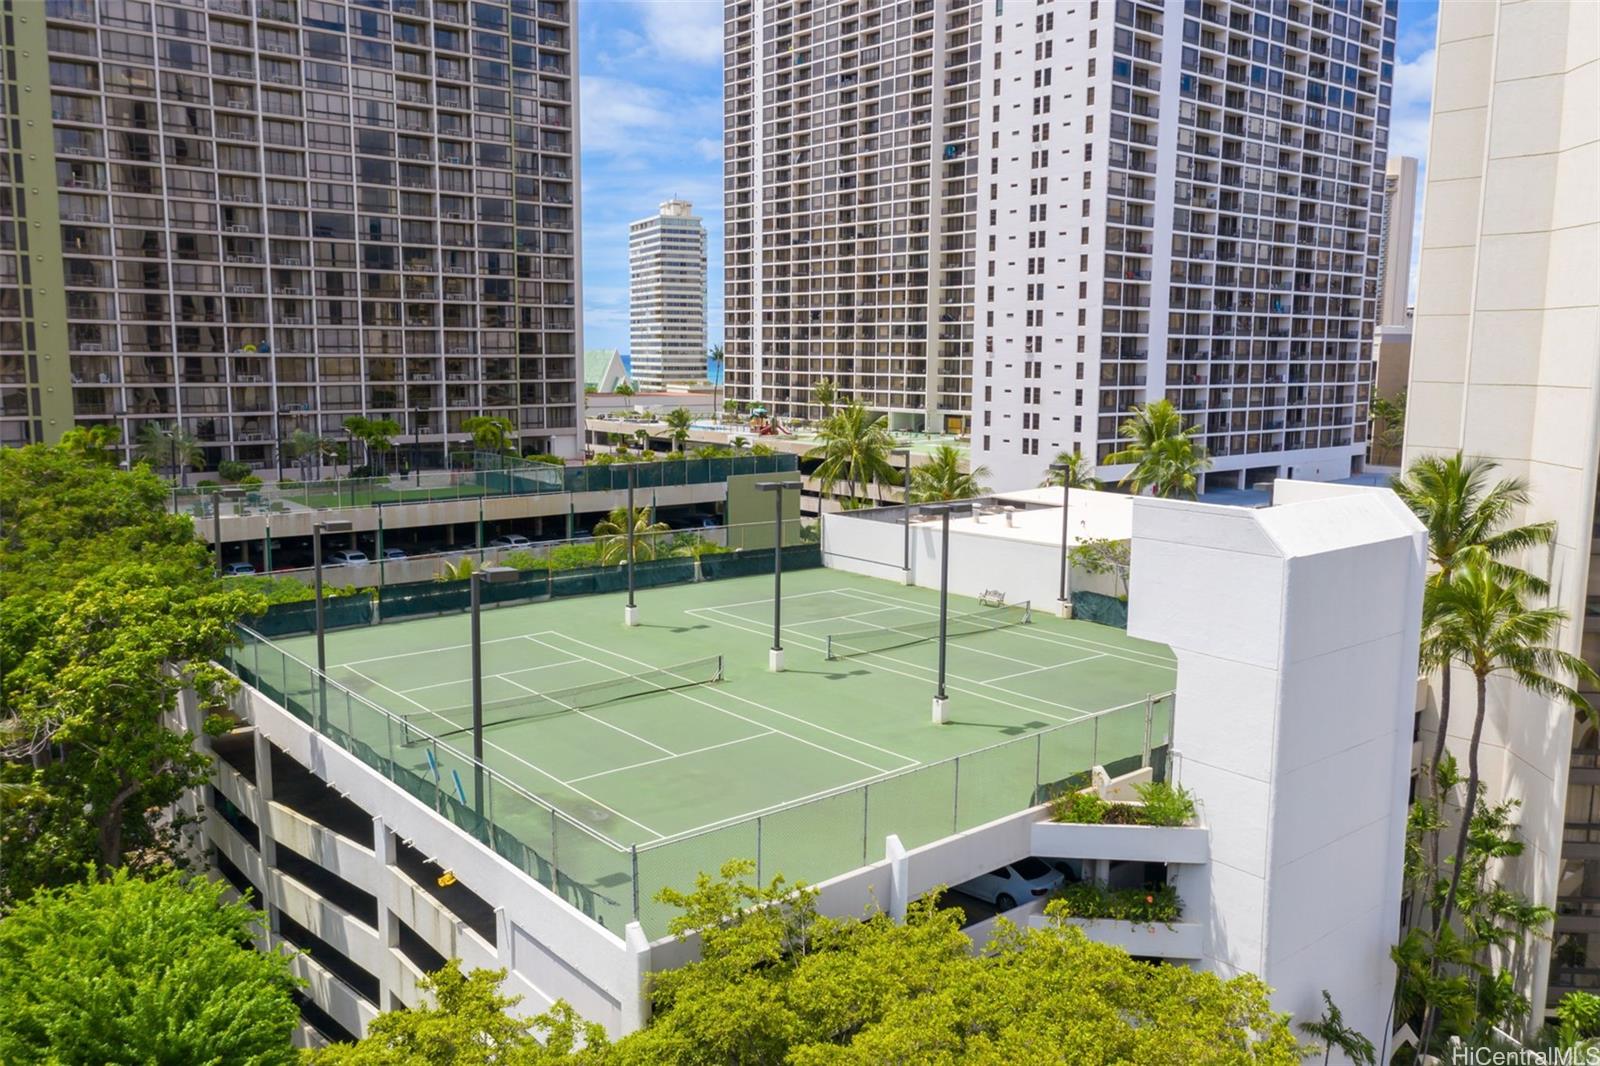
[908,444,989,503]
[633,428,652,452]
[1102,399,1211,498]
[593,506,671,566]
[345,416,402,474]
[663,407,694,452]
[1394,453,1557,838]
[1427,554,1593,945]
[434,556,476,582]
[462,415,515,456]
[811,377,838,422]
[614,380,636,397]
[1370,389,1407,464]
[135,422,205,486]
[805,402,897,504]
[1296,990,1375,1066]
[1042,450,1100,489]
[287,429,327,481]
[709,343,725,423]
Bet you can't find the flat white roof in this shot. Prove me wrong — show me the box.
[911,487,1134,548]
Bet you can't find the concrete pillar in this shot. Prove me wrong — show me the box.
[620,921,651,1034]
[251,730,279,872]
[886,834,909,920]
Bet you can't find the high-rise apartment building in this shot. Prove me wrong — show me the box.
[722,0,981,432]
[628,198,707,388]
[972,0,1396,490]
[1404,0,1599,1020]
[0,0,583,467]
[1377,153,1415,328]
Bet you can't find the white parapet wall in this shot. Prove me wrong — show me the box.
[1126,484,1426,1042]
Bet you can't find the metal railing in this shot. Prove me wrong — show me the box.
[226,622,1173,936]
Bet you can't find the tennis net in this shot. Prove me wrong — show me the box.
[825,602,1031,661]
[399,655,724,744]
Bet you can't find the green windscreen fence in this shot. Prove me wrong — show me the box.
[1072,591,1129,629]
[249,595,375,638]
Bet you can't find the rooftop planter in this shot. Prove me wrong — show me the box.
[1031,778,1210,864]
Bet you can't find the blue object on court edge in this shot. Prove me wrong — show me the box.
[425,748,441,783]
[451,769,468,806]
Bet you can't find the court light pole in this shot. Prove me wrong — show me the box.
[756,480,796,671]
[1047,460,1073,615]
[313,518,353,732]
[469,564,518,819]
[623,462,640,627]
[890,447,912,581]
[920,501,966,725]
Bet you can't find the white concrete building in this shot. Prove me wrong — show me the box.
[971,0,1396,491]
[721,0,982,433]
[628,200,707,390]
[2,0,585,464]
[1402,0,1600,1019]
[1378,155,1418,329]
[202,481,1424,1045]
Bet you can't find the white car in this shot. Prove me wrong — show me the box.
[327,550,369,566]
[490,534,533,549]
[223,562,257,576]
[955,857,1066,911]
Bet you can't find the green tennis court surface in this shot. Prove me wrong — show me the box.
[261,567,1176,932]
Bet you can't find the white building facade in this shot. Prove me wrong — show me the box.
[1403,0,1600,1018]
[628,199,707,389]
[971,0,1396,490]
[1377,154,1417,328]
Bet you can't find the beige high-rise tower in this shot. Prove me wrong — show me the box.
[1378,154,1417,328]
[1404,0,1600,1021]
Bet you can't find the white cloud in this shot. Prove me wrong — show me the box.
[1388,46,1435,161]
[631,0,722,65]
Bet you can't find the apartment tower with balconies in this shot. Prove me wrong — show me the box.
[972,0,1396,490]
[722,0,982,433]
[0,0,583,468]
[628,198,707,389]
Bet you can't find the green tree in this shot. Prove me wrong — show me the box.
[287,428,331,481]
[663,407,694,452]
[462,415,515,456]
[59,424,121,466]
[135,421,206,486]
[0,868,300,1065]
[1296,990,1375,1066]
[805,402,897,504]
[0,444,263,901]
[593,506,670,566]
[435,556,477,582]
[1069,537,1132,599]
[1103,399,1212,498]
[810,376,838,421]
[908,443,989,503]
[1370,389,1406,462]
[303,962,605,1066]
[709,343,724,423]
[1043,449,1100,489]
[343,416,402,475]
[613,380,636,397]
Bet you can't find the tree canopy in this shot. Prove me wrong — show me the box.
[312,862,1303,1065]
[0,869,301,1065]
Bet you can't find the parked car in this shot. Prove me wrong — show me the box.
[954,857,1066,911]
[490,534,533,549]
[223,562,257,576]
[381,548,408,560]
[327,550,369,566]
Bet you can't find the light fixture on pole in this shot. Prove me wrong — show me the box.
[756,480,796,671]
[469,564,518,818]
[890,447,912,581]
[623,462,639,627]
[313,518,353,732]
[920,501,969,724]
[1047,460,1073,615]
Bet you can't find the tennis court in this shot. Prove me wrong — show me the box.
[249,566,1176,932]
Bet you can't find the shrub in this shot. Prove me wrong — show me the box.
[1133,781,1197,827]
[1054,882,1182,926]
[238,474,263,488]
[216,459,251,482]
[1051,789,1109,825]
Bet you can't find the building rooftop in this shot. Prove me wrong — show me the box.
[244,565,1174,934]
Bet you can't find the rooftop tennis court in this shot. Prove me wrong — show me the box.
[246,566,1176,933]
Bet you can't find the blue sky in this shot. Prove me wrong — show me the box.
[578,0,1441,355]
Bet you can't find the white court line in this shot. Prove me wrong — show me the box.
[685,605,1090,725]
[802,591,1061,673]
[338,664,666,840]
[981,654,1103,683]
[497,673,677,757]
[567,730,776,784]
[835,586,1179,671]
[396,657,584,694]
[646,767,904,843]
[339,634,534,668]
[528,632,919,772]
[697,588,843,611]
[786,604,911,628]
